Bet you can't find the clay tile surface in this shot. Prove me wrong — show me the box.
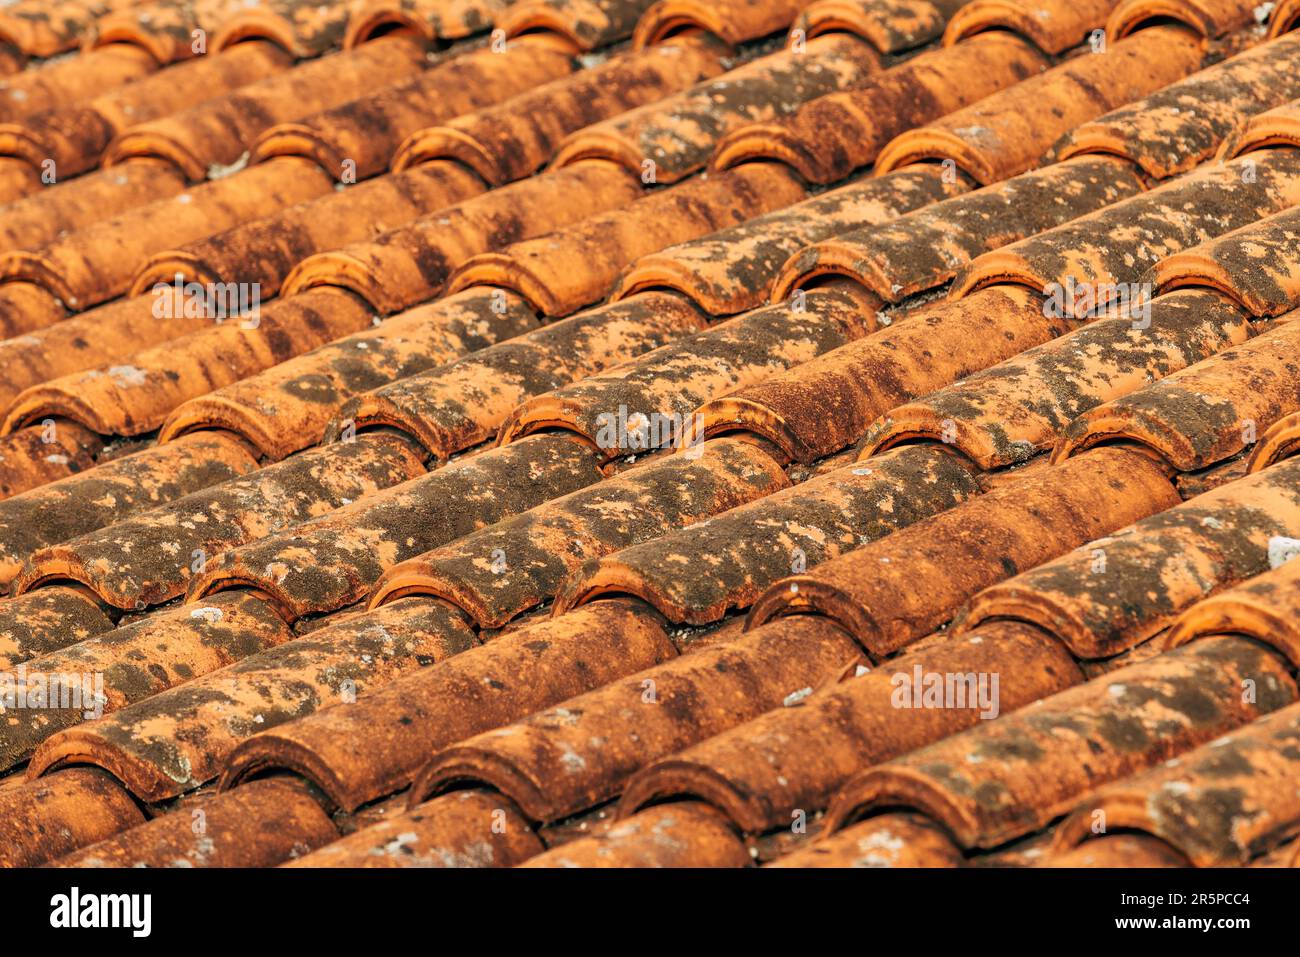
[633,0,803,47]
[257,41,578,182]
[553,34,882,183]
[1052,699,1300,866]
[447,164,806,315]
[962,456,1300,658]
[0,768,145,868]
[501,0,660,51]
[1106,0,1260,40]
[1053,313,1300,471]
[344,0,509,46]
[220,599,675,812]
[334,292,708,462]
[746,447,1179,657]
[555,444,983,624]
[796,0,971,53]
[1222,97,1300,159]
[1054,33,1300,179]
[0,587,114,669]
[771,155,1144,305]
[860,288,1255,470]
[943,0,1116,54]
[615,165,962,315]
[1249,409,1300,471]
[711,32,1046,182]
[391,40,726,186]
[522,801,750,867]
[821,635,1296,849]
[874,26,1206,185]
[156,288,541,460]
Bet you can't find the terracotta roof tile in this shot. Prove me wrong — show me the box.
[712,32,1046,181]
[874,26,1207,184]
[0,431,257,589]
[553,33,883,182]
[334,292,708,461]
[616,165,962,314]
[796,0,971,53]
[962,456,1300,657]
[257,39,578,181]
[220,599,675,811]
[820,635,1295,850]
[746,447,1179,656]
[389,41,723,186]
[4,0,1300,872]
[52,777,337,867]
[155,287,540,459]
[1052,699,1300,866]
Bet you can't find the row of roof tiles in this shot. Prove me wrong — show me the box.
[1,0,1299,869]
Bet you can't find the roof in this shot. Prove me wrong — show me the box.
[1,0,1300,871]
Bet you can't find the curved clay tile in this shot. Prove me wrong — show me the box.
[344,0,510,46]
[0,157,332,313]
[103,35,428,181]
[0,295,224,413]
[280,162,641,314]
[0,43,157,120]
[0,153,36,201]
[797,0,970,52]
[253,40,575,181]
[186,435,602,619]
[27,597,481,802]
[943,0,1116,53]
[1151,204,1300,315]
[1,288,373,437]
[391,40,724,186]
[961,456,1300,658]
[499,283,878,455]
[132,163,487,296]
[0,768,145,868]
[771,812,965,867]
[1270,0,1300,34]
[501,0,661,51]
[1054,33,1300,179]
[821,635,1295,850]
[157,289,537,460]
[90,0,251,65]
[874,26,1206,184]
[1106,0,1260,39]
[555,445,982,624]
[210,0,357,55]
[18,434,426,608]
[770,155,1144,304]
[1221,98,1300,159]
[219,598,674,811]
[0,0,138,60]
[448,165,806,315]
[413,616,863,824]
[1054,318,1300,471]
[1052,700,1300,867]
[552,34,882,183]
[0,420,102,500]
[522,802,749,867]
[952,149,1300,298]
[53,778,337,868]
[745,447,1179,657]
[861,289,1255,469]
[286,789,541,868]
[0,159,187,257]
[0,40,291,185]
[0,281,70,345]
[698,286,1069,464]
[0,586,114,670]
[633,0,802,47]
[1249,409,1300,471]
[368,439,788,627]
[0,432,258,590]
[621,621,1079,834]
[710,33,1046,182]
[334,292,707,461]
[0,591,294,772]
[615,166,960,315]
[1046,833,1191,867]
[1158,554,1300,667]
